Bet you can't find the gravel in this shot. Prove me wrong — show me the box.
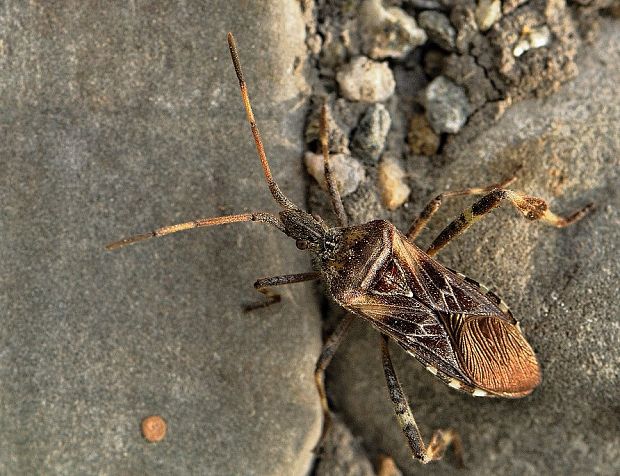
[304,152,366,197]
[336,56,397,103]
[418,10,457,51]
[360,0,427,60]
[351,104,392,163]
[424,76,472,134]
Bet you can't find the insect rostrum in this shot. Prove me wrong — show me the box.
[106,33,593,466]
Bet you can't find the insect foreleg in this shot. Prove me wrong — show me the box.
[244,272,321,312]
[426,189,593,256]
[313,313,356,453]
[406,176,517,241]
[381,335,464,466]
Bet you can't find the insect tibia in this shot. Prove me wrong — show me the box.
[507,191,593,226]
[509,193,549,220]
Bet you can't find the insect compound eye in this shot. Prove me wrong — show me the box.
[296,240,310,250]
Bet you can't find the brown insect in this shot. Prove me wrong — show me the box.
[106,33,593,465]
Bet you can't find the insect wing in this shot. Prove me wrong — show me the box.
[348,291,475,387]
[347,229,540,397]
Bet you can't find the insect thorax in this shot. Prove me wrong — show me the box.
[319,220,396,302]
[318,219,541,398]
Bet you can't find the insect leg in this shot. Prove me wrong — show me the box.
[313,313,356,453]
[320,102,348,227]
[244,272,321,312]
[105,212,284,251]
[381,335,464,466]
[406,176,517,241]
[426,188,593,256]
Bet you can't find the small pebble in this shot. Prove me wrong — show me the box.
[378,454,403,476]
[319,31,347,72]
[452,4,479,53]
[336,56,396,103]
[304,152,365,197]
[306,33,322,56]
[502,0,529,15]
[379,155,410,210]
[475,0,502,32]
[418,10,456,51]
[408,0,444,8]
[351,104,391,163]
[360,0,427,60]
[513,25,552,57]
[408,114,440,156]
[141,415,167,443]
[512,25,551,58]
[424,76,471,134]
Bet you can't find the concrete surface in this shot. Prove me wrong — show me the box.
[0,1,321,475]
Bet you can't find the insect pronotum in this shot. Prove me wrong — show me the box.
[107,33,593,465]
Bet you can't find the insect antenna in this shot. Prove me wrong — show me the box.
[227,32,299,211]
[320,102,348,227]
[105,212,285,250]
[106,34,304,251]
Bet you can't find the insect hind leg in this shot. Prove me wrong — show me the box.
[426,188,593,257]
[313,313,355,454]
[244,272,320,312]
[381,334,464,466]
[407,175,517,241]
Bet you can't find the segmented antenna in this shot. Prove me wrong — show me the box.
[320,102,348,227]
[227,32,298,210]
[105,212,285,250]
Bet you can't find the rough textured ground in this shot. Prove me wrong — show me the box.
[0,1,321,475]
[326,17,619,476]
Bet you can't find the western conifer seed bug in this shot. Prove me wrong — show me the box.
[106,33,593,465]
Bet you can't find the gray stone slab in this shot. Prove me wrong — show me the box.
[0,1,320,474]
[326,18,619,476]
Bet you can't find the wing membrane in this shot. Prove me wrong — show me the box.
[345,227,540,396]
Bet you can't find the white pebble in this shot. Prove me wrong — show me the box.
[475,0,502,32]
[424,76,471,134]
[336,56,396,103]
[360,0,427,60]
[304,152,365,197]
[513,25,551,57]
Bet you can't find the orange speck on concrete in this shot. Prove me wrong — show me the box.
[141,415,167,443]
